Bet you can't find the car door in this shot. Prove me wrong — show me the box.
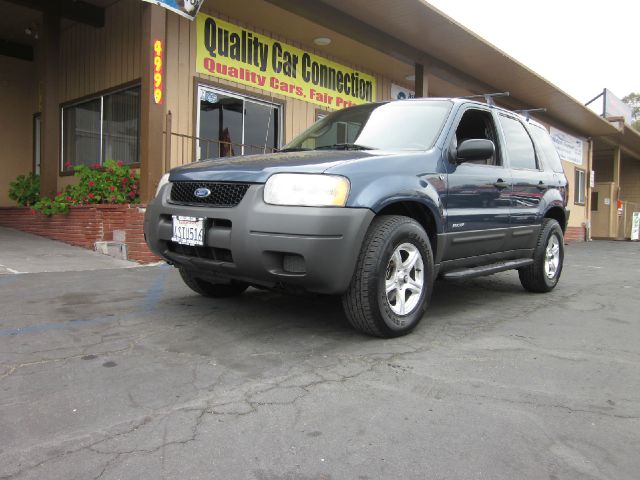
[441,106,513,261]
[496,114,551,250]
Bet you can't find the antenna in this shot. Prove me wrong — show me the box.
[460,92,510,106]
[513,108,547,121]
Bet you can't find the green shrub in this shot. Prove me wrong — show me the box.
[8,173,40,206]
[32,160,140,215]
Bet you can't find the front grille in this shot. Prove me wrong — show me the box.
[169,181,250,207]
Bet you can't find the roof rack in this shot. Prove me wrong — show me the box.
[459,92,510,106]
[513,108,547,121]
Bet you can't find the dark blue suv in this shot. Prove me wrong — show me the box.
[144,98,569,337]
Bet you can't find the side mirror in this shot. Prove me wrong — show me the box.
[456,139,495,163]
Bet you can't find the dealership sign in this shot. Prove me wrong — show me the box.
[196,14,376,109]
[550,126,584,166]
[142,0,204,21]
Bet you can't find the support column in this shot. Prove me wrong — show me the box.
[39,13,60,198]
[139,3,166,202]
[611,147,621,238]
[414,63,429,98]
[612,146,621,186]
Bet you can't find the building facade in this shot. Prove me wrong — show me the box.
[1,0,639,247]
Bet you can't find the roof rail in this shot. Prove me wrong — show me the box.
[459,92,510,106]
[514,108,547,121]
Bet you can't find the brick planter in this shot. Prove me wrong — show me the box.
[565,226,586,243]
[0,205,159,263]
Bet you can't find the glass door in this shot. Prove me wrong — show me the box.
[196,85,280,160]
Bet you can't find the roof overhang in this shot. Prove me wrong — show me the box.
[268,0,635,151]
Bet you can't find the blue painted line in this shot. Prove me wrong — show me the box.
[0,276,19,286]
[0,316,114,337]
[142,265,170,311]
[0,266,170,338]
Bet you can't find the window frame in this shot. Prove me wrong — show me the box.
[497,113,540,171]
[33,112,41,175]
[194,82,283,162]
[60,82,141,175]
[574,168,586,205]
[446,105,503,168]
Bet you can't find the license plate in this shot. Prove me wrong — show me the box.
[171,216,205,246]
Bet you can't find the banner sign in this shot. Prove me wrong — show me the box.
[550,126,584,165]
[196,14,376,110]
[142,0,204,21]
[391,83,415,100]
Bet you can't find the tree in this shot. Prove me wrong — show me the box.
[623,93,640,130]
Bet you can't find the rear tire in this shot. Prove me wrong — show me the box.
[342,215,434,338]
[179,268,248,298]
[518,218,564,293]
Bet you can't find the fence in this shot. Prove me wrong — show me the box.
[163,111,278,172]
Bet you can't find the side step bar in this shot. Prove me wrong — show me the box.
[442,258,533,280]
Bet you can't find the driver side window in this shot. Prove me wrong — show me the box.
[452,109,501,166]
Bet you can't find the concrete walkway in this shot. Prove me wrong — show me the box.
[0,227,139,274]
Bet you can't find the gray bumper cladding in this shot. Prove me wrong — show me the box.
[144,184,374,294]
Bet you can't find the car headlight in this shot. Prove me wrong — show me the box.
[155,173,170,197]
[264,173,350,207]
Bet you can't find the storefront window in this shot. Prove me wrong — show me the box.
[62,85,140,171]
[197,86,280,160]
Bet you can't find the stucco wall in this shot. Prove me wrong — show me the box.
[0,56,37,207]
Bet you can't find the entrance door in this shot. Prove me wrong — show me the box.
[196,86,280,160]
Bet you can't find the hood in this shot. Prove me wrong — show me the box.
[168,150,385,183]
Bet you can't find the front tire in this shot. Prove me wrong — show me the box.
[179,268,248,298]
[342,215,434,338]
[518,218,564,293]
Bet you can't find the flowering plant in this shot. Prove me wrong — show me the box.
[8,173,40,206]
[32,160,140,215]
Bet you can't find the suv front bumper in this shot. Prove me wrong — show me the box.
[144,184,374,294]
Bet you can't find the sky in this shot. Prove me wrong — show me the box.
[426,0,638,109]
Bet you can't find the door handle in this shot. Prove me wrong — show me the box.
[536,182,548,190]
[494,179,509,189]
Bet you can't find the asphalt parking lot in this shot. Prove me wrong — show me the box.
[1,239,639,480]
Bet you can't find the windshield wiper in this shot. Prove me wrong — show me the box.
[314,143,375,151]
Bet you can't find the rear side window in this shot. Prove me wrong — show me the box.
[529,124,565,173]
[499,115,537,170]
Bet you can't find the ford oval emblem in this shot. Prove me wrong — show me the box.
[194,187,211,198]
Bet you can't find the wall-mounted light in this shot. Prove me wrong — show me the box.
[25,23,39,40]
[313,37,332,46]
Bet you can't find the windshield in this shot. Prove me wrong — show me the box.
[284,100,452,152]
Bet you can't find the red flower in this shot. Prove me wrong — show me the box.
[116,161,123,167]
[121,177,128,184]
[64,161,72,168]
[88,193,95,199]
[108,168,113,173]
[128,191,136,199]
[109,186,115,192]
[30,209,36,215]
[88,181,95,187]
[65,196,72,201]
[92,163,101,169]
